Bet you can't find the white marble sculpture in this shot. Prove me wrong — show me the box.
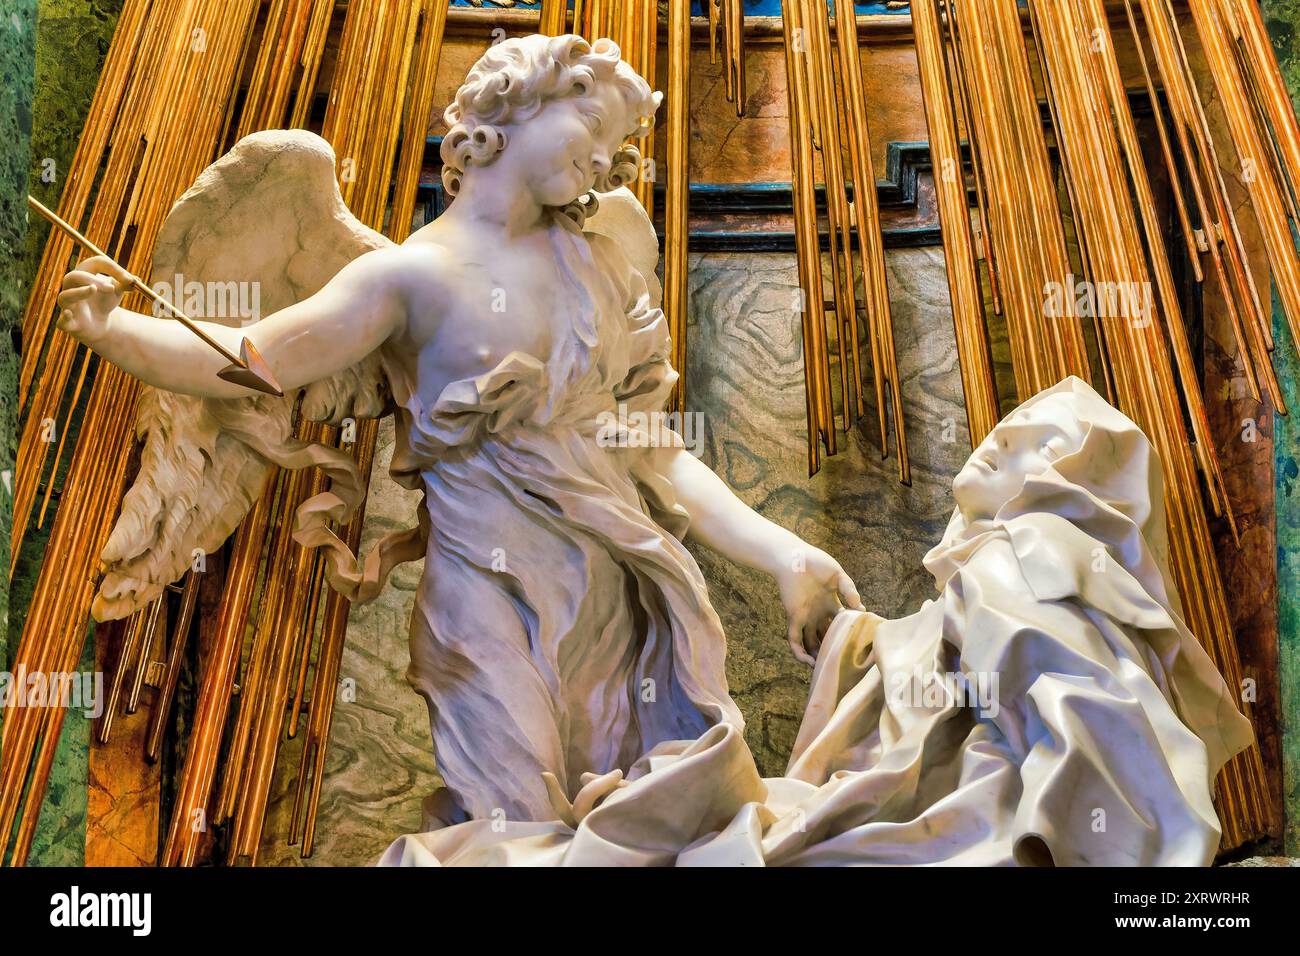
[56,35,862,827]
[377,377,1254,866]
[57,35,1251,866]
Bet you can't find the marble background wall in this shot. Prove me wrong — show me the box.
[259,245,971,864]
[684,248,971,774]
[1262,0,1300,858]
[1,1,34,672]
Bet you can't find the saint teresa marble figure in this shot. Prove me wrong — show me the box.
[55,35,860,827]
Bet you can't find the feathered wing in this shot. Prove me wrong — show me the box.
[583,185,662,309]
[93,130,394,621]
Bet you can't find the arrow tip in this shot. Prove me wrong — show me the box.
[217,339,284,397]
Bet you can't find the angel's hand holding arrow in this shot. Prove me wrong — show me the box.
[57,254,132,344]
[31,195,282,397]
[34,193,402,403]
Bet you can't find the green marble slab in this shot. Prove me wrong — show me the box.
[1263,0,1300,859]
[1,1,36,673]
[11,0,123,867]
[1277,284,1300,858]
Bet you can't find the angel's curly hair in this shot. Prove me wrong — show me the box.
[441,34,661,225]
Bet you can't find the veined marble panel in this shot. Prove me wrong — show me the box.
[1262,0,1300,859]
[0,0,34,664]
[683,248,970,775]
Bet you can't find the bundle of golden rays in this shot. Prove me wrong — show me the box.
[2,0,450,868]
[783,0,909,480]
[5,0,1291,865]
[778,0,1295,845]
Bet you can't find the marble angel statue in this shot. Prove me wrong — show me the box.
[378,378,1254,867]
[54,35,863,827]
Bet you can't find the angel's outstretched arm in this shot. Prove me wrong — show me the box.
[57,248,407,399]
[661,447,800,577]
[657,446,864,664]
[590,191,862,663]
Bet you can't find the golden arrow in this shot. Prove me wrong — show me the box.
[28,194,284,397]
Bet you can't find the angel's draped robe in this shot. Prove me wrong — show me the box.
[374,211,743,822]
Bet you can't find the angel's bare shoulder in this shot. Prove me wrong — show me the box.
[325,241,461,334]
[385,229,465,296]
[338,242,443,290]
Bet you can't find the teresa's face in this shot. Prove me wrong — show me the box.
[952,397,1084,523]
[503,83,633,207]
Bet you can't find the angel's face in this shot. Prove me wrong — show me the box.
[500,82,634,207]
[952,395,1085,523]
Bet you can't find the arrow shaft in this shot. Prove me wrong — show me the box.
[121,272,244,368]
[28,194,245,369]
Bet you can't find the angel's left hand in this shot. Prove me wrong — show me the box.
[774,547,864,666]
